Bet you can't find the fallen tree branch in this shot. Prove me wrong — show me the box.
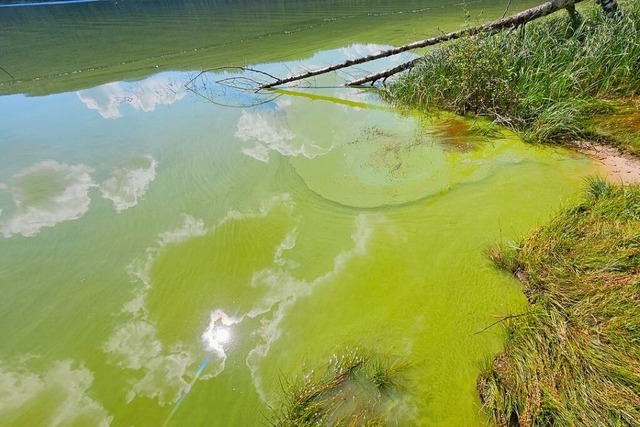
[257,0,583,90]
[347,0,584,86]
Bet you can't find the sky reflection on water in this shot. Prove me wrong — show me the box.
[0,38,597,426]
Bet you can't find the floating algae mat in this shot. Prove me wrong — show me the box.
[288,109,526,208]
[0,2,597,426]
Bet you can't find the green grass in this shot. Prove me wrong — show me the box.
[267,349,410,427]
[387,0,640,146]
[479,178,640,426]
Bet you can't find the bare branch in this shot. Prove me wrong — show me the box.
[185,66,279,88]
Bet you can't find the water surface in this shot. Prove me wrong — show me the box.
[0,1,596,426]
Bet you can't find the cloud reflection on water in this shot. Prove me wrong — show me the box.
[243,212,377,404]
[0,156,158,238]
[103,192,382,408]
[0,359,112,426]
[99,155,158,213]
[0,160,94,238]
[235,108,327,163]
[77,76,185,119]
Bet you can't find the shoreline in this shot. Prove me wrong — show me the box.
[572,140,640,184]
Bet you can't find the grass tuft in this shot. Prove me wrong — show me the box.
[267,349,411,427]
[479,182,640,426]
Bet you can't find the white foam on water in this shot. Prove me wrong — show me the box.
[99,155,158,213]
[0,160,95,238]
[0,359,112,426]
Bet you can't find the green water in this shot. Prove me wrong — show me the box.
[0,1,598,426]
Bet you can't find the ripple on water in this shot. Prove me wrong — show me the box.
[289,111,522,208]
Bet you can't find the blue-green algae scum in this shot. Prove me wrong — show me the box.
[0,1,598,426]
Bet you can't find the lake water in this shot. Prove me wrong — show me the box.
[0,1,597,426]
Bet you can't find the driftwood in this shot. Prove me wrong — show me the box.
[258,0,584,90]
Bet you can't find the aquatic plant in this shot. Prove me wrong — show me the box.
[267,349,410,427]
[480,178,640,426]
[387,0,640,145]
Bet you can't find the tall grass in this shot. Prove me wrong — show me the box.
[387,0,640,143]
[480,179,640,426]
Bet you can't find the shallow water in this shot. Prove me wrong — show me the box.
[0,1,596,426]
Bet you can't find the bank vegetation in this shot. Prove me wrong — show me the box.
[482,179,640,426]
[386,0,639,149]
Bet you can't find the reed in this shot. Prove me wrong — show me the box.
[387,0,640,146]
[480,178,640,426]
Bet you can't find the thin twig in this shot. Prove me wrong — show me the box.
[474,313,526,335]
[502,0,513,19]
[185,66,280,88]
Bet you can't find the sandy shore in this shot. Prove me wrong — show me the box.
[572,140,640,185]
